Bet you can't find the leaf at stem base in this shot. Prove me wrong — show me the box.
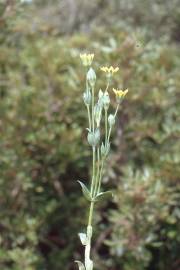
[94,190,113,201]
[77,180,92,201]
[75,260,85,270]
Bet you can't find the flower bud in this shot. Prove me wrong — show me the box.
[83,90,91,105]
[87,132,94,146]
[98,89,103,99]
[100,142,110,157]
[102,91,110,110]
[94,128,100,145]
[94,103,102,127]
[87,128,100,147]
[108,114,115,127]
[97,89,104,107]
[87,68,96,88]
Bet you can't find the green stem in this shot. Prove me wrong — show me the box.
[91,86,95,132]
[86,105,92,130]
[114,103,120,117]
[107,127,112,143]
[105,108,108,145]
[88,201,94,227]
[90,83,96,195]
[91,146,96,195]
[86,201,94,270]
[105,78,110,92]
[97,157,105,193]
[93,147,100,197]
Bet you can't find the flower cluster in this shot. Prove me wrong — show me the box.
[113,88,128,102]
[80,53,94,66]
[100,66,119,74]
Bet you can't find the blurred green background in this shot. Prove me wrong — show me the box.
[0,1,180,270]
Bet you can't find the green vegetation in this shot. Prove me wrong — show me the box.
[0,1,179,270]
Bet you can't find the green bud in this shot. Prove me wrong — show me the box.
[87,128,100,147]
[94,128,100,145]
[98,89,103,99]
[94,103,102,127]
[102,91,110,110]
[100,142,110,157]
[87,68,96,88]
[87,132,94,146]
[108,114,115,127]
[83,90,91,105]
[97,89,104,107]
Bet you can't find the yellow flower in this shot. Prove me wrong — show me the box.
[113,88,128,99]
[80,53,94,66]
[100,66,119,75]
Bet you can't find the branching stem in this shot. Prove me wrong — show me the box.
[77,61,123,270]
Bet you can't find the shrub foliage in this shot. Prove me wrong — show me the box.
[0,1,180,270]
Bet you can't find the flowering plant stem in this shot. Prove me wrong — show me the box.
[76,54,128,270]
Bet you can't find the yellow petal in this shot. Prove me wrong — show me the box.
[101,66,108,72]
[122,89,128,96]
[113,88,119,96]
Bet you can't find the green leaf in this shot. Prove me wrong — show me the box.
[75,260,85,270]
[94,191,113,201]
[77,181,92,201]
[150,242,163,247]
